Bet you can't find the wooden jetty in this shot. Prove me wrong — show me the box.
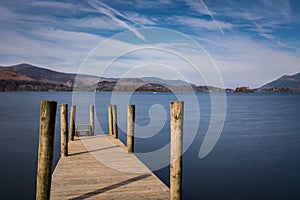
[37,102,183,200]
[50,135,170,200]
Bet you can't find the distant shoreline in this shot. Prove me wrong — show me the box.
[0,90,299,93]
[1,63,300,93]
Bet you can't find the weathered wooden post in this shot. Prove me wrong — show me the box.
[170,101,184,200]
[90,105,94,136]
[127,105,135,153]
[70,105,76,140]
[108,104,113,136]
[36,100,57,200]
[112,104,118,139]
[60,104,68,157]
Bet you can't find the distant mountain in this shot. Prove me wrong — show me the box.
[1,63,104,87]
[258,72,300,91]
[7,63,76,85]
[140,77,194,87]
[0,63,224,92]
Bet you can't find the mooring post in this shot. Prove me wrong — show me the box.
[36,100,57,200]
[170,101,184,200]
[127,105,135,153]
[112,104,118,139]
[108,104,113,136]
[60,104,68,157]
[70,105,76,140]
[90,105,95,136]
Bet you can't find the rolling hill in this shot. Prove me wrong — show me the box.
[0,63,199,92]
[8,63,75,85]
[258,72,300,91]
[0,67,34,81]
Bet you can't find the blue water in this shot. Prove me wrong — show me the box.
[0,92,300,199]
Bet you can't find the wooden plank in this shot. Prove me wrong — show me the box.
[76,130,90,132]
[51,135,169,200]
[76,124,91,126]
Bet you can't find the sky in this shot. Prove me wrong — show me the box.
[0,0,300,88]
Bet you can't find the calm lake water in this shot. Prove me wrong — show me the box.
[0,92,300,199]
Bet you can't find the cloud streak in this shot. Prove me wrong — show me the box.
[195,34,300,88]
[198,0,225,34]
[176,16,233,31]
[0,27,104,72]
[87,0,146,41]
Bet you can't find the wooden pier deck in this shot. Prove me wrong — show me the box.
[50,135,170,200]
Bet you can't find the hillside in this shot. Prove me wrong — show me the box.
[8,63,75,85]
[259,72,300,91]
[6,63,102,86]
[0,67,34,81]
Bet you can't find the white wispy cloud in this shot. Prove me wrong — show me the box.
[66,17,124,31]
[29,1,77,9]
[0,6,17,20]
[111,0,173,9]
[87,0,146,41]
[89,0,143,27]
[0,1,151,72]
[195,34,300,88]
[75,28,226,88]
[183,0,214,16]
[176,16,233,31]
[183,0,229,34]
[198,0,226,34]
[211,0,291,40]
[124,13,156,26]
[0,27,104,71]
[184,0,292,40]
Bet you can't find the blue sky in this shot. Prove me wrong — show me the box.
[0,0,299,88]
